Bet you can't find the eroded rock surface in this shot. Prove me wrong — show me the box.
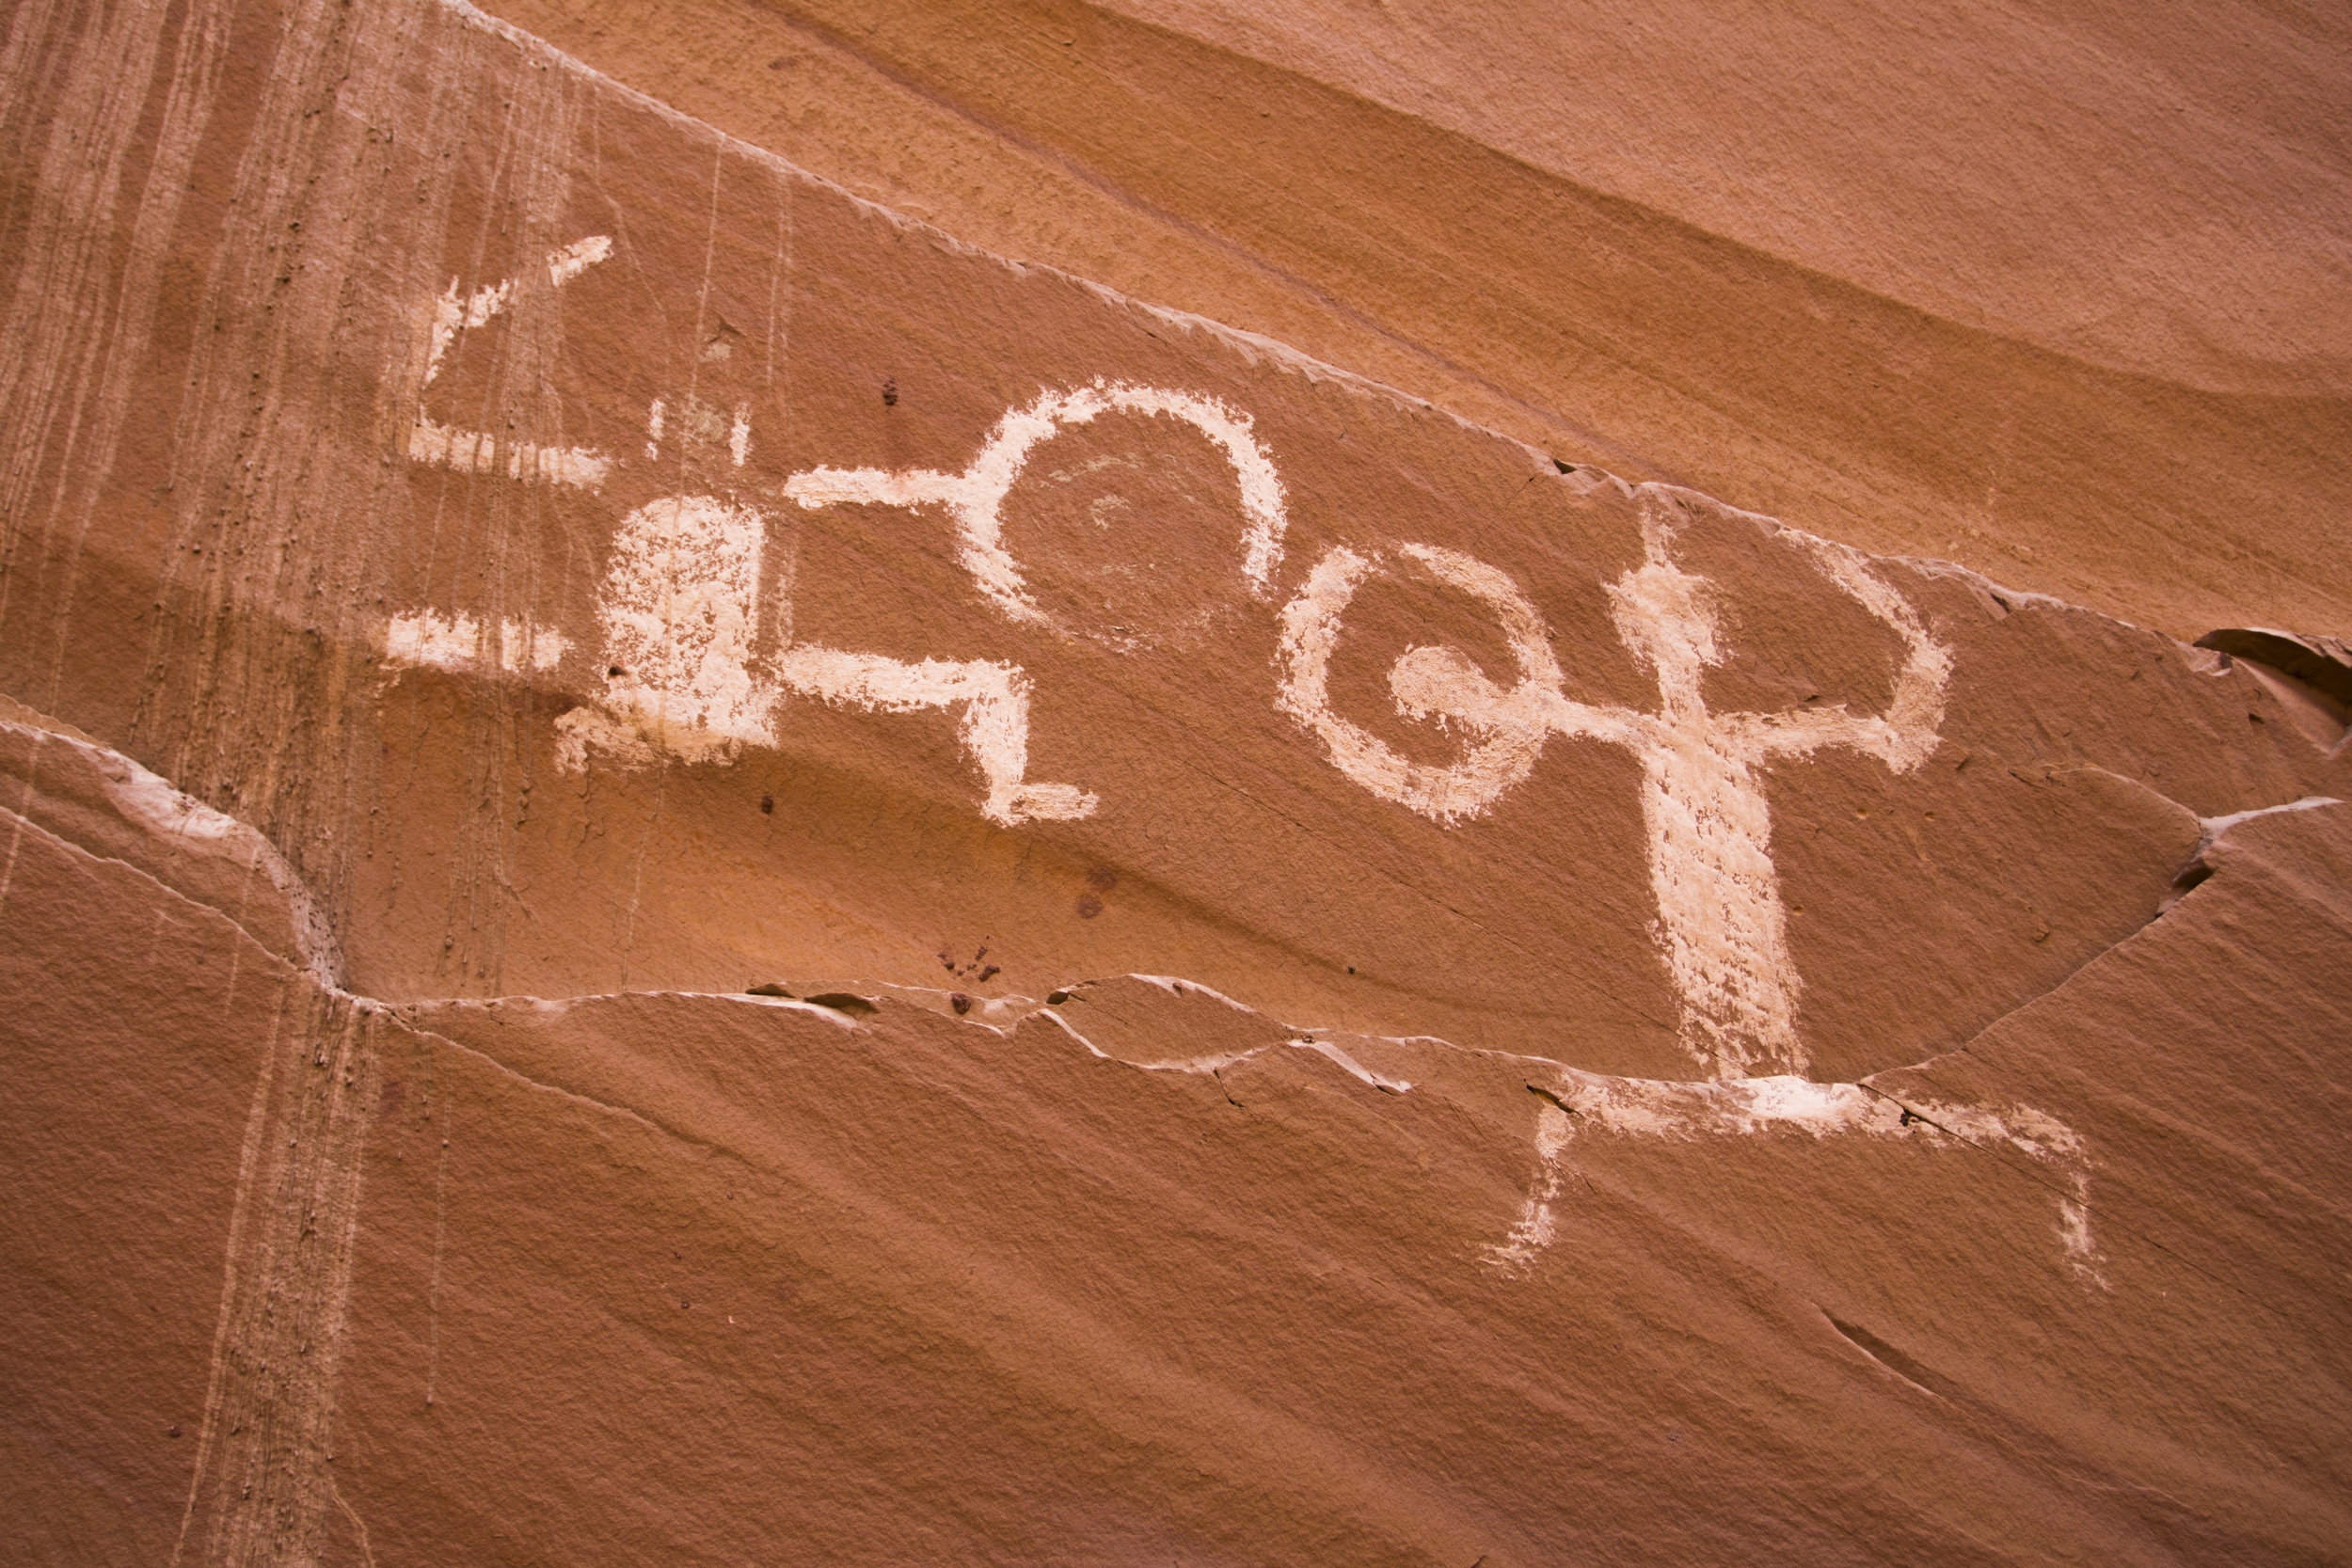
[1,0,2347,1561]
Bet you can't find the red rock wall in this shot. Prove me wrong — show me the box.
[486,0,2352,644]
[2,0,2347,1562]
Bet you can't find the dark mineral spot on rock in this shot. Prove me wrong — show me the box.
[882,377,898,406]
[759,794,774,814]
[1075,895,1103,919]
[950,991,970,1014]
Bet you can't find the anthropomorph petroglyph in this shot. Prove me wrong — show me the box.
[1276,491,1953,1079]
[390,243,1951,1064]
[547,376,1285,822]
[396,240,1235,822]
[763,382,1287,822]
[378,234,2102,1284]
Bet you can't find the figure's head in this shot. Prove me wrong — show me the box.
[946,383,1288,653]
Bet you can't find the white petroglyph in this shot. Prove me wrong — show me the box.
[408,235,615,491]
[539,486,1094,825]
[1278,488,1954,1080]
[1482,1059,2104,1288]
[405,415,612,490]
[783,380,1288,631]
[367,220,2103,1292]
[770,645,1098,825]
[1484,1102,1572,1273]
[761,381,1283,821]
[421,234,612,387]
[567,495,773,765]
[1008,970,2085,1282]
[384,610,569,674]
[533,499,1099,821]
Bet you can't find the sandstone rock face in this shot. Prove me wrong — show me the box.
[2,0,2347,1562]
[486,0,2352,645]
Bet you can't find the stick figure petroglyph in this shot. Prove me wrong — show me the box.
[782,382,1288,631]
[1277,491,1954,1079]
[766,382,1288,823]
[394,249,1285,826]
[382,233,2106,1288]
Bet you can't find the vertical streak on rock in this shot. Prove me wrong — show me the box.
[764,159,799,651]
[106,0,583,997]
[173,986,383,1568]
[131,0,386,953]
[31,0,238,711]
[0,0,73,156]
[0,0,205,636]
[433,54,585,998]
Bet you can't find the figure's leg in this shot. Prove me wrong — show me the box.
[772,645,1096,827]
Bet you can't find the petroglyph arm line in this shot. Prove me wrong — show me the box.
[772,645,1097,826]
[406,417,612,490]
[421,233,612,386]
[384,610,569,673]
[411,236,615,489]
[782,382,1287,628]
[1724,533,1954,768]
[782,467,961,510]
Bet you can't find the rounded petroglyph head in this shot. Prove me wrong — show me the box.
[995,407,1263,654]
[945,383,1289,644]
